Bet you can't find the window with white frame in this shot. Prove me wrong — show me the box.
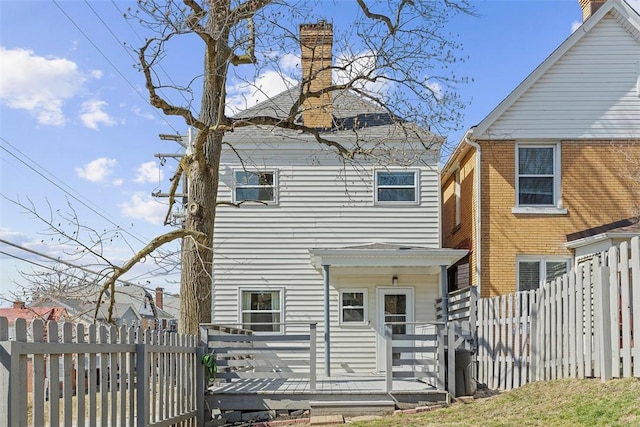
[240,289,282,333]
[517,145,559,207]
[517,257,570,292]
[375,170,418,203]
[339,290,368,324]
[234,170,276,203]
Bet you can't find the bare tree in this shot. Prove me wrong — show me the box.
[125,0,473,334]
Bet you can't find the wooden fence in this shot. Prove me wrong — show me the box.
[0,317,205,427]
[476,236,640,390]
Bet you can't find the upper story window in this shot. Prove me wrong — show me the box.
[234,170,276,204]
[516,144,559,207]
[454,168,461,227]
[517,256,570,292]
[375,170,419,204]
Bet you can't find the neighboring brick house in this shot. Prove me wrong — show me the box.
[442,0,640,298]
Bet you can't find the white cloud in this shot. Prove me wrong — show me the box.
[90,69,103,79]
[113,178,124,187]
[571,20,582,33]
[226,70,297,114]
[334,50,392,97]
[0,46,86,126]
[119,192,167,225]
[76,157,117,183]
[79,99,116,130]
[134,161,163,184]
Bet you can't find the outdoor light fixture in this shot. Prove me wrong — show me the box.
[392,276,398,286]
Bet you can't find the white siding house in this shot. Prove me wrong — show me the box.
[211,23,466,374]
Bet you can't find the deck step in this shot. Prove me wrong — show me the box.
[309,399,396,417]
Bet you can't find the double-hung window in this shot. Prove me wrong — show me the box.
[517,257,570,292]
[339,290,368,324]
[516,144,559,207]
[240,289,282,333]
[234,170,276,203]
[375,170,419,204]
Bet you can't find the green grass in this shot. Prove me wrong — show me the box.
[348,378,640,427]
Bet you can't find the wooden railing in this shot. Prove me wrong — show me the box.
[203,323,317,392]
[0,318,205,426]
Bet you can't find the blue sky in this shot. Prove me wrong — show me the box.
[1,1,637,305]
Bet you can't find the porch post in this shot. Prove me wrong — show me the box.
[322,264,331,377]
[440,265,449,322]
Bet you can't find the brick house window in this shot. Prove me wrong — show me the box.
[517,257,570,291]
[516,144,559,207]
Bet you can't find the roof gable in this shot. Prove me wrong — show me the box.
[473,0,640,140]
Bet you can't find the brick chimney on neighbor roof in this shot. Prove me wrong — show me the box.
[13,300,26,310]
[579,0,606,21]
[155,287,164,310]
[300,21,333,129]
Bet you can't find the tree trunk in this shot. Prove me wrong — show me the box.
[178,1,229,335]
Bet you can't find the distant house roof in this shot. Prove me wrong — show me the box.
[0,304,67,324]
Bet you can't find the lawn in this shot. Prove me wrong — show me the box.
[348,378,640,427]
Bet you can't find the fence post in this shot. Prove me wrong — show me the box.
[196,340,206,426]
[595,265,612,382]
[0,317,11,425]
[437,323,446,391]
[448,322,456,398]
[631,236,640,378]
[136,331,150,427]
[385,324,393,393]
[309,323,317,393]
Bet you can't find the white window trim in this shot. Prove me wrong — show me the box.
[513,142,563,214]
[374,169,420,205]
[237,287,285,334]
[516,255,572,292]
[339,289,369,326]
[233,169,279,205]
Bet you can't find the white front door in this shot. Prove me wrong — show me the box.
[376,287,414,371]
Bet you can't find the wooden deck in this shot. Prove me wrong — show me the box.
[206,374,448,411]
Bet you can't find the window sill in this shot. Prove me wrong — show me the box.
[512,207,568,215]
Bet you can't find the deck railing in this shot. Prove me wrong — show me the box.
[202,322,317,392]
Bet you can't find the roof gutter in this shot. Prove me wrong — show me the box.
[464,129,482,296]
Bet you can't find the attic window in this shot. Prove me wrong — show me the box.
[234,170,277,204]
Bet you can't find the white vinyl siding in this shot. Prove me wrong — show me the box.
[212,146,441,372]
[480,16,640,140]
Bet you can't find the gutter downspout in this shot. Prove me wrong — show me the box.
[464,129,482,296]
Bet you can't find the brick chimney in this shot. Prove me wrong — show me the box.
[579,0,605,21]
[299,21,333,129]
[13,300,25,309]
[155,287,164,310]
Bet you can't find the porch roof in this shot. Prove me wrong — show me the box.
[309,243,468,271]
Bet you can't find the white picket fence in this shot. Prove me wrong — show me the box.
[0,317,205,426]
[476,236,640,390]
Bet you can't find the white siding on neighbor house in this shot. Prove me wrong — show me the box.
[212,147,441,373]
[482,16,640,140]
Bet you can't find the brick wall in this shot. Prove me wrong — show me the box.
[478,139,640,297]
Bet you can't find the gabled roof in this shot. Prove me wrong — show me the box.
[472,0,640,140]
